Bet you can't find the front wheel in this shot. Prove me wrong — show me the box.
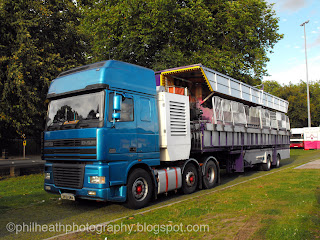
[182,163,199,194]
[126,168,153,209]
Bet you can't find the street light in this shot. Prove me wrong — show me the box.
[300,20,311,127]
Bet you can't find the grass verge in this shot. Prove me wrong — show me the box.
[75,170,319,240]
[74,150,320,240]
[0,149,319,240]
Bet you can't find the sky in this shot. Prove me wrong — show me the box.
[263,0,320,85]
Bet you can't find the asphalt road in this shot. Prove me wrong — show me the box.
[0,156,44,176]
[0,158,45,168]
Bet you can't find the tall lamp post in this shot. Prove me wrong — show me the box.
[300,20,311,127]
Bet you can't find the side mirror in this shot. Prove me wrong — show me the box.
[112,94,121,126]
[113,95,122,112]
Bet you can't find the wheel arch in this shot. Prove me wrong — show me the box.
[181,158,200,174]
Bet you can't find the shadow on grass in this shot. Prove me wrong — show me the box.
[151,150,320,208]
[148,165,271,208]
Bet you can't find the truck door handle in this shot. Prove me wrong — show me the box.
[129,147,136,152]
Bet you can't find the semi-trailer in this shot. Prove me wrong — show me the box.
[43,60,290,209]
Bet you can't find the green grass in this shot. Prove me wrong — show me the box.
[0,149,319,239]
[91,171,318,240]
[79,149,320,240]
[0,174,54,213]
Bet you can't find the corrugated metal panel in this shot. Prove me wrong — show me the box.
[202,67,289,113]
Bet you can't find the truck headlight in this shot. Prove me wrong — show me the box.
[45,172,51,180]
[89,176,105,184]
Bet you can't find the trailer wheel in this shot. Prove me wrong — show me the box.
[182,164,198,194]
[203,160,218,189]
[126,168,153,209]
[274,154,281,168]
[262,155,271,171]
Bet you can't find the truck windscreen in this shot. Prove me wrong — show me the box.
[46,91,105,131]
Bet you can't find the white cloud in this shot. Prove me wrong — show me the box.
[268,0,315,13]
[281,0,307,12]
[263,55,320,85]
[311,31,317,34]
[310,35,320,47]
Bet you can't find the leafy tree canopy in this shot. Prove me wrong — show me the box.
[264,80,320,128]
[1,0,290,144]
[0,0,88,140]
[81,0,283,85]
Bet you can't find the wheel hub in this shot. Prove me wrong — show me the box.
[136,185,142,194]
[132,178,148,201]
[186,172,195,187]
[206,166,215,183]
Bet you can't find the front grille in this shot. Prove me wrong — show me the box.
[43,138,97,160]
[53,164,85,189]
[53,139,82,147]
[44,148,96,154]
[44,138,96,147]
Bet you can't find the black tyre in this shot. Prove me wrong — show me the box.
[273,154,280,168]
[126,168,153,209]
[203,160,218,189]
[182,163,199,194]
[262,155,271,171]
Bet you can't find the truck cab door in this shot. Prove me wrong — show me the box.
[137,96,159,160]
[106,91,137,185]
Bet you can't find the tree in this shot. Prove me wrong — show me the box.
[263,80,283,96]
[81,0,282,85]
[264,80,320,128]
[309,81,320,127]
[0,0,88,141]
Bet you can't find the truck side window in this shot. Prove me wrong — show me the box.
[140,98,151,122]
[108,93,134,122]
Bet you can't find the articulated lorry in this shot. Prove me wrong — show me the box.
[43,60,290,209]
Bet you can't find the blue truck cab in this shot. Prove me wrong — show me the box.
[43,60,160,207]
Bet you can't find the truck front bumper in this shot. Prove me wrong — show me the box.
[44,183,127,202]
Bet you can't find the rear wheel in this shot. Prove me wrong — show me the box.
[262,155,271,171]
[126,168,153,209]
[273,154,280,168]
[203,160,218,189]
[182,163,199,194]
